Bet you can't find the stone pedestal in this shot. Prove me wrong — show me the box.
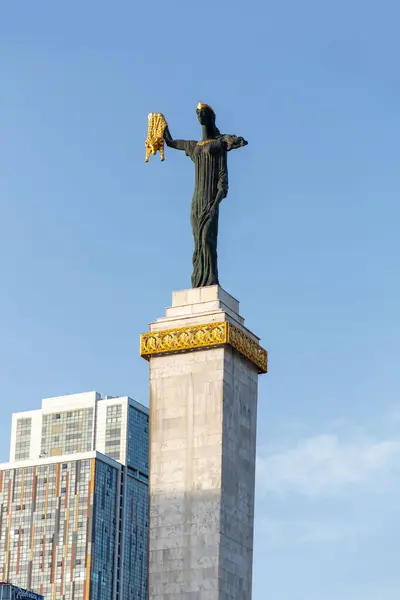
[140,286,267,600]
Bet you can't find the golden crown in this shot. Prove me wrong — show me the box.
[197,102,214,113]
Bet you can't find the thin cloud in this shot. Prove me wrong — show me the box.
[257,434,400,497]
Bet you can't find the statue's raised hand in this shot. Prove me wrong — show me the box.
[164,126,172,142]
[237,136,248,147]
[224,135,248,151]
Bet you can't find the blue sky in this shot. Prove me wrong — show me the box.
[1,1,400,598]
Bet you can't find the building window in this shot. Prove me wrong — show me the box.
[15,417,32,461]
[41,409,94,457]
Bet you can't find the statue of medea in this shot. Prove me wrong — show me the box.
[145,103,248,288]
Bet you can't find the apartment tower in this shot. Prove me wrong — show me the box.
[0,391,149,600]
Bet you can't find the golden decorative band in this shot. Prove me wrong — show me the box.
[140,321,267,374]
[197,139,218,146]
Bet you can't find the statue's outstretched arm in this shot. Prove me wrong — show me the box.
[224,135,248,152]
[164,126,188,151]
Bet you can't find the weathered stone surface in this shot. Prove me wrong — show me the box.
[148,287,260,600]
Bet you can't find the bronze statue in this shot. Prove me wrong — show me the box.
[145,104,248,288]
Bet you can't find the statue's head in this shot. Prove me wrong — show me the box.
[196,103,221,136]
[196,103,216,126]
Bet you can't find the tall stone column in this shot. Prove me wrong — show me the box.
[140,286,267,600]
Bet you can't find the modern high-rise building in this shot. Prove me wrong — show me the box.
[0,392,149,600]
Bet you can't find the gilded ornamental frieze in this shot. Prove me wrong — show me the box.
[140,321,267,374]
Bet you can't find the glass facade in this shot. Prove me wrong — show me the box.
[127,407,148,473]
[105,405,122,462]
[0,458,119,600]
[41,410,93,458]
[91,462,118,600]
[122,475,148,600]
[123,404,149,600]
[15,419,32,462]
[4,396,149,600]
